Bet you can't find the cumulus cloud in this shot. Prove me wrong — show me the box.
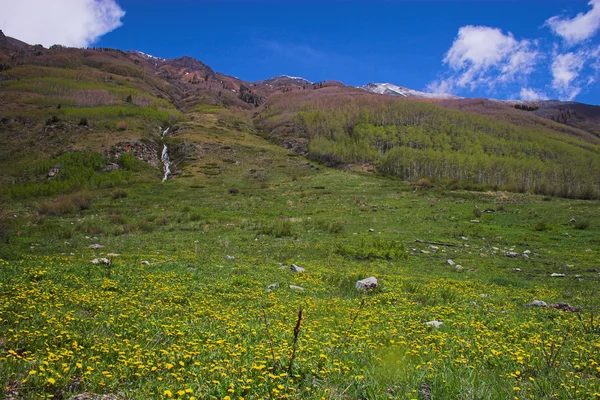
[551,52,585,100]
[0,0,125,48]
[427,26,538,94]
[520,88,549,101]
[545,0,600,45]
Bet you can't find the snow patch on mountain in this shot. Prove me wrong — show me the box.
[135,51,165,61]
[360,83,460,99]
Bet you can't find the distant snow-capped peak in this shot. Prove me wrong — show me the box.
[360,82,459,99]
[135,51,165,61]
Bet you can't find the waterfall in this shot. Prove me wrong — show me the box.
[161,144,171,182]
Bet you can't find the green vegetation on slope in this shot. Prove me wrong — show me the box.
[258,91,600,199]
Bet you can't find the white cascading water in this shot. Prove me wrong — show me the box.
[161,144,171,182]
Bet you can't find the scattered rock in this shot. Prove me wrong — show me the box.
[505,251,519,258]
[455,265,464,271]
[421,250,430,254]
[429,245,439,250]
[289,285,305,291]
[106,253,120,257]
[141,260,150,265]
[550,273,566,277]
[103,163,121,172]
[355,276,378,291]
[513,268,522,272]
[267,282,279,291]
[186,267,197,271]
[47,167,60,178]
[523,250,531,255]
[549,303,579,312]
[470,220,480,223]
[91,258,111,265]
[88,244,104,250]
[447,259,456,266]
[469,301,478,307]
[425,320,443,328]
[570,218,576,223]
[369,228,375,232]
[225,255,235,260]
[527,300,548,308]
[290,264,305,273]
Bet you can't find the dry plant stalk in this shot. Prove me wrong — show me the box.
[287,308,303,374]
[261,305,277,367]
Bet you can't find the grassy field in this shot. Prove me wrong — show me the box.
[1,108,599,399]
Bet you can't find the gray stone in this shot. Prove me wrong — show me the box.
[290,264,305,273]
[527,300,548,308]
[88,244,104,249]
[447,259,456,266]
[550,273,566,277]
[225,255,235,260]
[425,320,443,328]
[289,285,305,291]
[141,260,150,265]
[267,282,279,291]
[355,276,378,291]
[91,258,111,265]
[506,251,519,257]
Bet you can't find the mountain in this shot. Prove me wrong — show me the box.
[360,82,460,99]
[1,31,599,200]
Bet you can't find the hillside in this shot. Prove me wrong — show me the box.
[1,34,600,400]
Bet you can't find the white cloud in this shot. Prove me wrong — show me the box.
[546,0,600,45]
[427,26,539,94]
[0,0,125,48]
[520,88,549,101]
[551,52,585,100]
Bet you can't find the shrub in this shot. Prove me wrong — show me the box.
[314,219,344,234]
[532,220,551,232]
[258,220,293,238]
[37,193,91,216]
[574,219,590,230]
[46,115,60,125]
[138,220,153,232]
[112,189,128,199]
[415,178,432,188]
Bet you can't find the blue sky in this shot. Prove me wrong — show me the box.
[2,0,600,104]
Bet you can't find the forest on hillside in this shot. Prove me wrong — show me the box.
[260,92,600,199]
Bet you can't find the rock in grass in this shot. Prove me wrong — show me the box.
[141,260,150,265]
[505,251,519,258]
[355,276,378,291]
[225,255,235,260]
[447,259,456,266]
[425,320,443,328]
[267,282,279,291]
[549,303,578,312]
[88,244,104,250]
[527,300,548,308]
[289,285,305,291]
[290,264,305,273]
[550,273,566,277]
[91,258,111,265]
